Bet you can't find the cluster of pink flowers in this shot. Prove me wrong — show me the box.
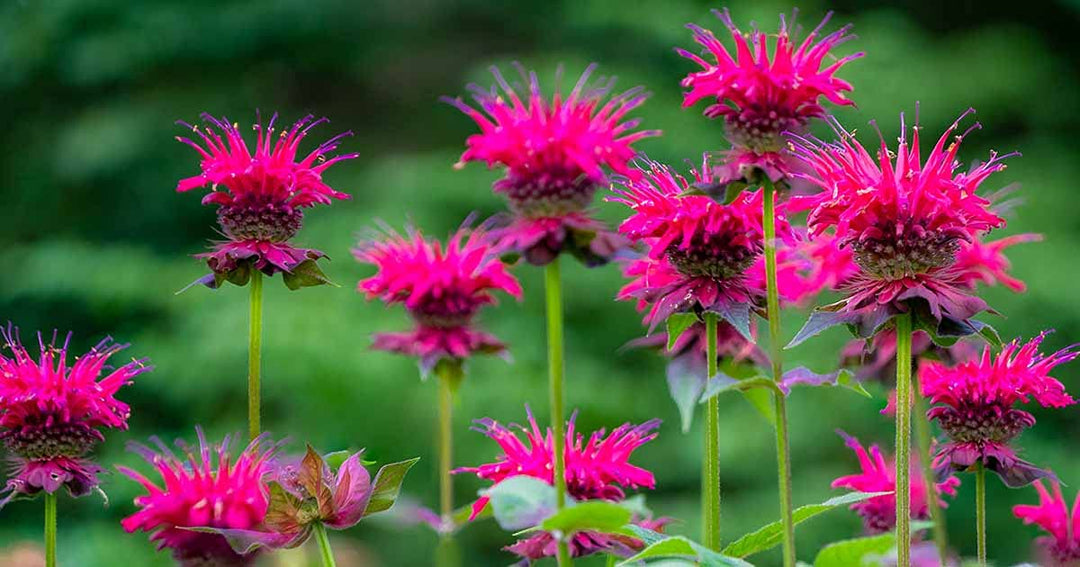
[176,113,357,288]
[445,65,659,265]
[456,407,664,562]
[0,327,149,506]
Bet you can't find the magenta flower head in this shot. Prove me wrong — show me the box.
[920,332,1079,487]
[788,110,1011,345]
[678,9,862,154]
[457,406,662,562]
[613,157,791,338]
[118,428,277,567]
[444,64,660,266]
[0,326,148,506]
[953,233,1042,293]
[832,431,958,534]
[355,222,523,377]
[176,113,357,289]
[1013,481,1080,566]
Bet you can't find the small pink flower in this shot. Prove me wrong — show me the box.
[118,428,277,566]
[832,431,958,534]
[921,332,1079,486]
[953,233,1042,292]
[1013,481,1080,566]
[355,224,522,375]
[176,113,357,287]
[506,517,671,563]
[0,327,148,504]
[445,65,659,265]
[678,9,862,152]
[789,110,1010,324]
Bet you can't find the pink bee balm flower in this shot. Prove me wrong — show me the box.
[789,110,1010,327]
[953,233,1042,292]
[445,65,659,265]
[355,224,522,375]
[0,327,148,505]
[832,431,959,534]
[1013,481,1080,566]
[746,230,856,307]
[118,428,277,567]
[506,516,671,563]
[920,332,1079,487]
[612,158,790,334]
[176,113,357,288]
[678,9,862,153]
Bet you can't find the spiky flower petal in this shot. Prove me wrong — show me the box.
[1013,481,1080,566]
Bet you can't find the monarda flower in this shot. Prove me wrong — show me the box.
[678,9,861,157]
[612,158,789,337]
[920,332,1079,487]
[832,432,958,534]
[118,428,277,567]
[444,65,659,266]
[176,113,357,289]
[457,407,662,562]
[789,110,1011,343]
[355,224,522,376]
[0,327,148,506]
[745,230,856,307]
[1013,481,1080,566]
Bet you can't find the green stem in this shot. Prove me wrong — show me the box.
[248,271,264,440]
[895,312,913,567]
[544,258,572,567]
[976,464,987,566]
[914,378,948,564]
[313,523,337,567]
[762,176,796,567]
[703,312,721,549]
[44,492,56,567]
[435,362,460,567]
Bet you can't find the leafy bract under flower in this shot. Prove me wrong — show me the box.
[921,332,1079,486]
[678,9,862,151]
[1013,481,1080,566]
[831,431,958,534]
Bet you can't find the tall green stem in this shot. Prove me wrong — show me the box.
[44,492,57,567]
[544,258,572,566]
[703,312,721,549]
[975,464,987,566]
[248,271,264,440]
[914,378,948,563]
[762,177,796,567]
[313,523,337,567]
[895,312,913,567]
[435,362,461,567]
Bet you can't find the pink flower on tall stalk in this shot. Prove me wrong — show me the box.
[176,113,357,288]
[679,9,862,153]
[920,332,1079,486]
[612,158,790,336]
[1013,481,1080,566]
[457,407,662,562]
[788,110,1011,342]
[118,428,277,566]
[355,223,522,375]
[444,65,659,266]
[0,327,148,506]
[832,432,958,533]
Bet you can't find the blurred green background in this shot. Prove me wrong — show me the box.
[2,0,1079,565]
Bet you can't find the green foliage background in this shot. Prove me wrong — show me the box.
[1,0,1078,565]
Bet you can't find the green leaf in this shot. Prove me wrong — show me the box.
[722,492,891,558]
[450,500,491,529]
[362,457,420,517]
[618,528,755,567]
[666,355,707,433]
[780,367,871,398]
[971,319,1003,348]
[541,501,632,536]
[813,533,895,567]
[740,387,777,426]
[701,375,783,402]
[282,259,334,290]
[481,476,558,532]
[666,313,698,351]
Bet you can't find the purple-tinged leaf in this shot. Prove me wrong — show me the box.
[709,302,753,343]
[700,374,783,401]
[666,353,707,433]
[326,452,373,529]
[779,367,870,398]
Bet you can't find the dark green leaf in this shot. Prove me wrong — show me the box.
[282,259,334,290]
[666,313,698,351]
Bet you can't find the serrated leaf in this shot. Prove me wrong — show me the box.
[970,319,1002,348]
[780,367,871,398]
[722,491,891,558]
[813,533,895,567]
[362,457,420,517]
[666,354,707,433]
[282,259,334,290]
[481,476,558,532]
[618,528,754,567]
[710,302,753,343]
[666,313,698,351]
[787,307,861,348]
[541,501,632,535]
